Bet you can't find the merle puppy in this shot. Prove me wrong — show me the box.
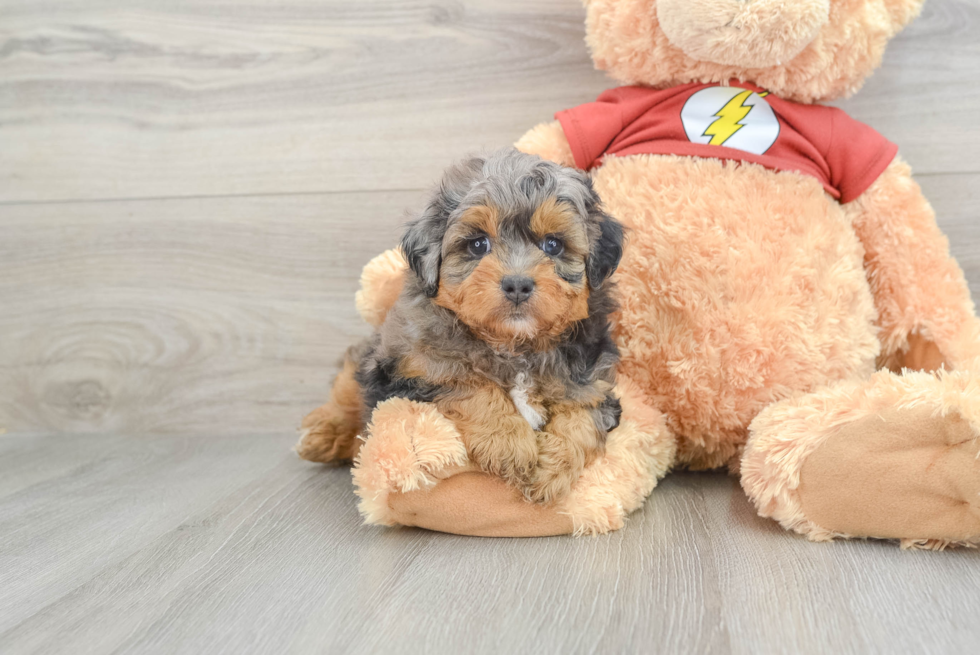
[299,148,624,503]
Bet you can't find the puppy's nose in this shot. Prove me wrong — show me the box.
[501,275,535,305]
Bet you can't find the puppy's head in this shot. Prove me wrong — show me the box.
[401,149,623,349]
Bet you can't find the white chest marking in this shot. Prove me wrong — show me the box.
[509,372,547,431]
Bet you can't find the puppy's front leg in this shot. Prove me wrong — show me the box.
[297,355,364,463]
[437,384,539,492]
[529,403,606,504]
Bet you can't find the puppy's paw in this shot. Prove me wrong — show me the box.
[296,403,361,463]
[500,449,540,489]
[526,464,574,505]
[475,439,538,490]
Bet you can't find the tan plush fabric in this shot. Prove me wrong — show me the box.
[355,249,408,328]
[513,121,577,169]
[799,405,980,542]
[845,158,980,371]
[656,0,830,69]
[387,473,575,538]
[591,154,879,470]
[742,369,980,548]
[584,0,924,103]
[352,397,470,526]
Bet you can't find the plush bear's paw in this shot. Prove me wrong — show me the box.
[352,375,678,536]
[355,249,407,328]
[352,398,471,525]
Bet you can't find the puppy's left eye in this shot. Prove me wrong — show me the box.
[468,236,491,256]
[542,236,564,256]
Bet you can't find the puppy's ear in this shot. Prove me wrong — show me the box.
[585,191,624,290]
[401,156,485,297]
[401,210,444,298]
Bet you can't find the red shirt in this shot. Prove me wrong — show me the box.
[556,82,898,203]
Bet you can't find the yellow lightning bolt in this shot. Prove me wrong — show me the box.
[703,89,755,146]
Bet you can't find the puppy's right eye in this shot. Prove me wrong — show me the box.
[468,236,491,256]
[542,236,564,257]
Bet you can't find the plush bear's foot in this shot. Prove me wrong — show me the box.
[296,358,363,463]
[742,370,980,548]
[801,404,980,545]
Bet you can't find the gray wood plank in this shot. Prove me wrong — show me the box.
[0,191,415,436]
[0,435,977,655]
[704,476,980,654]
[1,0,978,204]
[0,433,332,640]
[0,431,131,499]
[0,0,607,203]
[841,0,980,173]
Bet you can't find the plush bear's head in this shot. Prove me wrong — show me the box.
[584,0,923,103]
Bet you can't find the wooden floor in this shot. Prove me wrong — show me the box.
[1,1,979,653]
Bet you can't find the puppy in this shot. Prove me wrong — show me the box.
[298,148,624,503]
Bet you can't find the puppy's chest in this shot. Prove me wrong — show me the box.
[508,371,548,431]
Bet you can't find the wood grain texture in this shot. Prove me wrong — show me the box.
[0,191,419,436]
[0,0,607,203]
[0,434,978,655]
[1,0,979,203]
[3,0,980,652]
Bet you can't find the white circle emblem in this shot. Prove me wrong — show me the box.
[680,86,779,155]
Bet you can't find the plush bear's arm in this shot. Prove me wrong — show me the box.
[847,156,980,371]
[514,121,577,167]
[353,377,677,536]
[387,472,576,537]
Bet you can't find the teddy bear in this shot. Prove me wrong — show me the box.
[298,0,980,548]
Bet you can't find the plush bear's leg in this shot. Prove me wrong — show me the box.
[741,370,980,548]
[296,355,364,463]
[354,376,677,536]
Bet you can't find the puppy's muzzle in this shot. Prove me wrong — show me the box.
[501,275,535,306]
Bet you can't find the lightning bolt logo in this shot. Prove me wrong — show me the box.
[681,87,777,155]
[702,89,755,146]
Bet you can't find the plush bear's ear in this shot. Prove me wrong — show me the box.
[584,188,624,290]
[401,156,485,297]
